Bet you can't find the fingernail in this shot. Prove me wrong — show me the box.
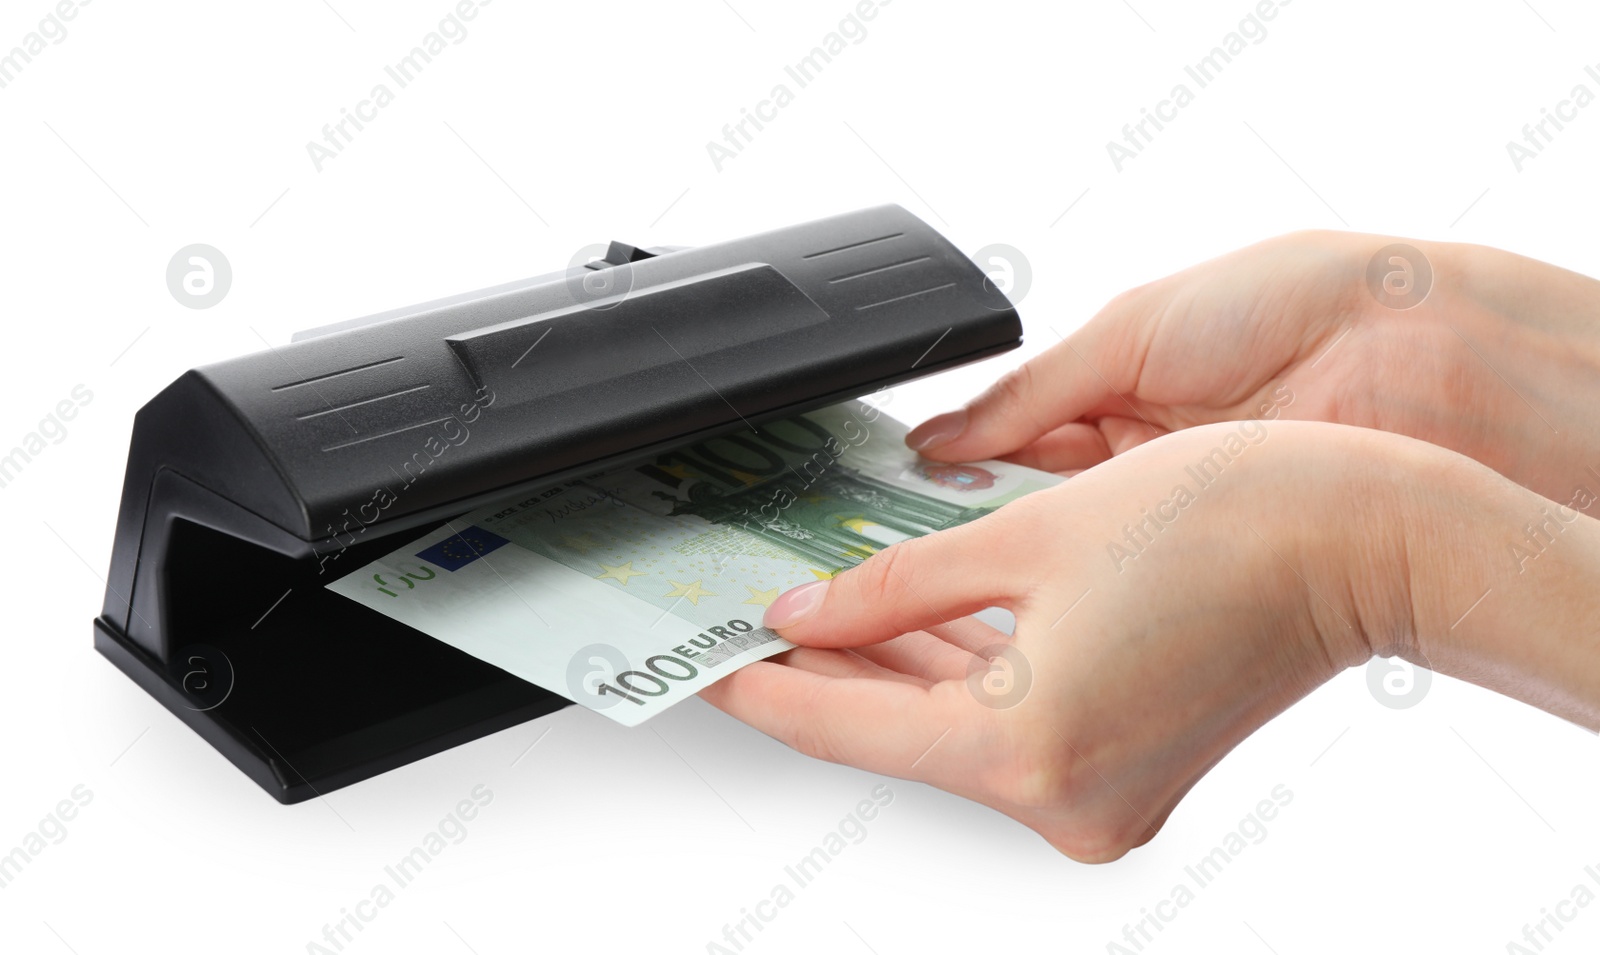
[907,409,968,451]
[764,580,830,630]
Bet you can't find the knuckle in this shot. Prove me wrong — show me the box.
[989,360,1037,414]
[787,721,838,765]
[1097,280,1167,328]
[1103,284,1147,315]
[970,361,1032,423]
[975,497,1049,564]
[846,540,916,609]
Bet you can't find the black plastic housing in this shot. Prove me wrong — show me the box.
[93,204,1022,802]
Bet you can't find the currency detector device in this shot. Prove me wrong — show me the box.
[93,204,1023,803]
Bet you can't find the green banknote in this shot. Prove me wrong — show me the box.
[326,399,1062,726]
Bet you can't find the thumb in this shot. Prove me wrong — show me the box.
[906,298,1141,462]
[762,518,1020,649]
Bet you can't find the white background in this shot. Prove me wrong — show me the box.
[3,1,1598,952]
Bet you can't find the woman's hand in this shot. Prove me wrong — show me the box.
[908,232,1600,502]
[699,421,1600,861]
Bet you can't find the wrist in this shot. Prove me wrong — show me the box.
[1235,424,1423,676]
[1299,427,1439,672]
[1402,444,1600,728]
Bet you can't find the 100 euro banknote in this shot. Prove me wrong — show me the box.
[326,399,1063,726]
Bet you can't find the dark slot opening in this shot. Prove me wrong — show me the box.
[159,519,567,788]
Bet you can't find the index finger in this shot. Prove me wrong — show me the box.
[908,299,1143,462]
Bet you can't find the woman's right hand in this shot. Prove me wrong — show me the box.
[701,419,1600,861]
[913,231,1600,503]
